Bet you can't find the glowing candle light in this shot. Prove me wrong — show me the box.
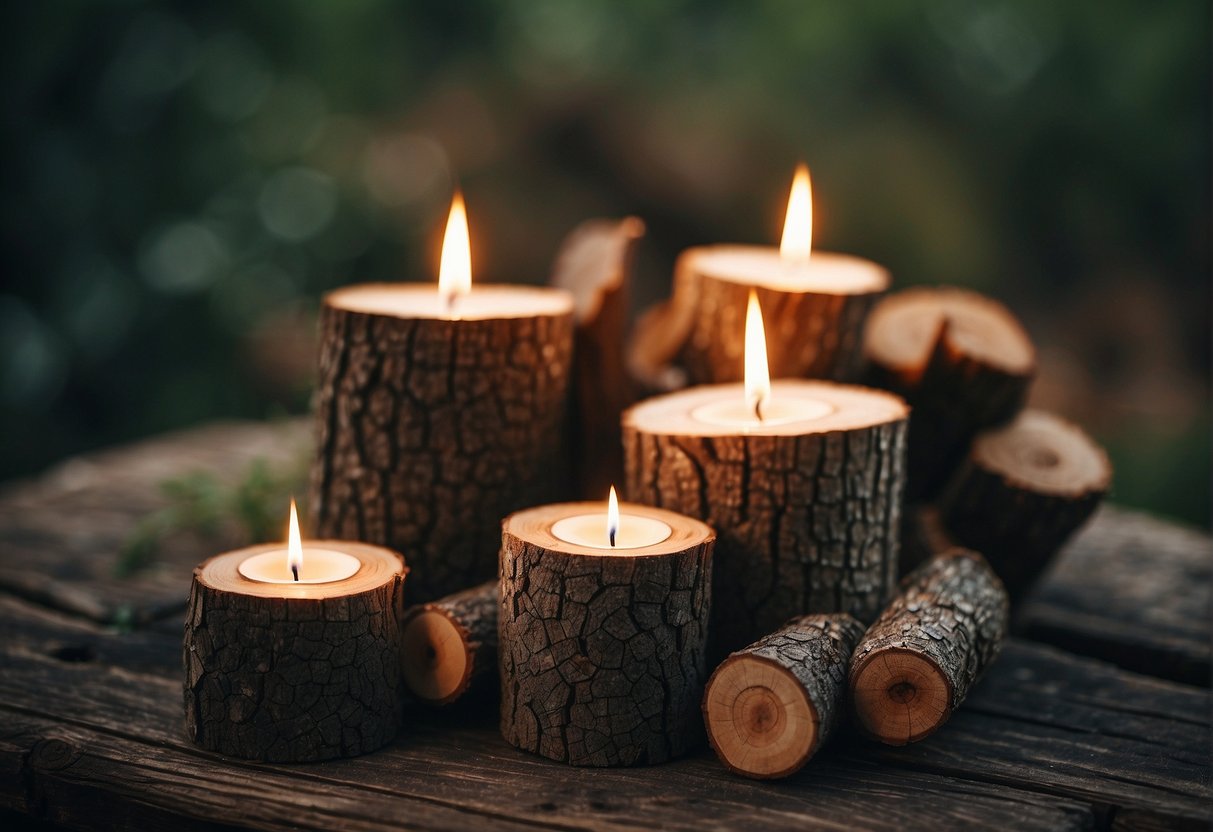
[744,290,771,420]
[439,191,472,311]
[779,163,812,262]
[548,486,672,551]
[237,500,361,584]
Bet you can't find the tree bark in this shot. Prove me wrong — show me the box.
[183,542,407,762]
[309,288,574,602]
[675,247,887,385]
[401,581,497,706]
[850,550,1008,745]
[863,287,1035,500]
[937,410,1111,600]
[498,503,714,766]
[549,217,645,499]
[703,613,864,779]
[623,380,908,656]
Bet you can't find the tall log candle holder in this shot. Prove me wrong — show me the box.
[309,197,574,602]
[498,500,715,767]
[624,378,908,655]
[184,509,408,762]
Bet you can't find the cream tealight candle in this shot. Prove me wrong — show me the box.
[236,500,360,584]
[548,486,673,551]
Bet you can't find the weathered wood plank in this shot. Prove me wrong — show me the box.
[1021,506,1212,686]
[855,640,1211,830]
[0,597,1095,832]
[0,420,310,626]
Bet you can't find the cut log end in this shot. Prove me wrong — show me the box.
[850,648,951,745]
[401,610,469,705]
[969,410,1110,496]
[704,655,817,779]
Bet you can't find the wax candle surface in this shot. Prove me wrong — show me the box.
[691,394,836,429]
[549,513,672,551]
[238,548,361,584]
[695,248,887,293]
[327,284,573,321]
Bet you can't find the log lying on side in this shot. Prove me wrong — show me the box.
[937,410,1111,599]
[863,287,1036,500]
[550,217,646,499]
[184,543,407,762]
[703,614,864,779]
[498,503,715,767]
[850,550,1008,746]
[401,581,497,706]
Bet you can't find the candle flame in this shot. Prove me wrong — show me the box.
[744,290,771,420]
[287,499,303,580]
[779,163,812,261]
[607,486,619,548]
[439,191,472,306]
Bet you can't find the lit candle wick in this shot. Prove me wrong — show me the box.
[292,564,299,582]
[287,498,304,583]
[438,190,471,317]
[744,290,771,423]
[607,486,620,548]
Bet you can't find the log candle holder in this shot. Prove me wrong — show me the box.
[184,541,407,762]
[401,581,498,706]
[624,379,908,655]
[863,286,1036,500]
[937,409,1111,599]
[703,613,864,779]
[849,550,1008,745]
[309,282,574,602]
[498,501,715,766]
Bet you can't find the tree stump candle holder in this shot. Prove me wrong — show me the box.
[703,613,864,780]
[849,550,1008,746]
[183,541,407,762]
[624,379,908,655]
[937,409,1111,599]
[401,581,498,706]
[863,287,1036,500]
[498,502,715,767]
[309,283,574,602]
[669,246,890,385]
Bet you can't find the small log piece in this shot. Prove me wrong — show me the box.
[937,410,1111,599]
[624,380,908,655]
[850,550,1009,746]
[626,299,690,397]
[310,284,574,602]
[401,581,497,706]
[183,542,407,762]
[550,217,646,498]
[703,613,865,779]
[676,247,889,384]
[498,502,715,767]
[863,287,1036,500]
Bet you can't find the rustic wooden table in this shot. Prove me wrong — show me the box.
[0,421,1209,831]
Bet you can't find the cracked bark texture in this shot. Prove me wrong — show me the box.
[623,382,908,656]
[498,505,714,767]
[310,293,574,602]
[863,288,1035,501]
[183,544,407,762]
[704,613,864,779]
[937,411,1110,601]
[401,580,498,705]
[850,550,1008,745]
[674,249,886,385]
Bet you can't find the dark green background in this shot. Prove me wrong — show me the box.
[1,1,1208,524]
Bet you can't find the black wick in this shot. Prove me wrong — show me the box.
[609,528,617,548]
[291,565,300,582]
[754,397,765,422]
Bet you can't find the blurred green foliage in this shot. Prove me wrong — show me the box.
[0,1,1208,524]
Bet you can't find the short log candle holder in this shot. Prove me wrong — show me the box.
[849,550,1008,745]
[703,613,864,780]
[309,277,574,602]
[498,500,715,766]
[624,379,908,655]
[401,581,498,706]
[184,534,407,762]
